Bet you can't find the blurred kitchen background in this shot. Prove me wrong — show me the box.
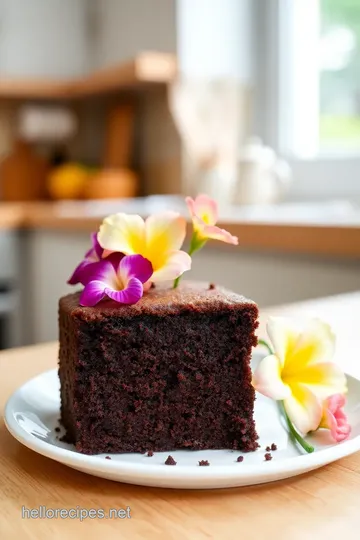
[0,0,360,348]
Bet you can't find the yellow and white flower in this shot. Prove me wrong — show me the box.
[98,211,191,282]
[253,317,347,434]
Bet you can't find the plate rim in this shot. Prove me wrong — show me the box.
[4,368,360,483]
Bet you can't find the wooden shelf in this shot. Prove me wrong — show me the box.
[0,52,177,100]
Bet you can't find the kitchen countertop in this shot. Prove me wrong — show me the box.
[2,198,360,257]
[1,291,360,539]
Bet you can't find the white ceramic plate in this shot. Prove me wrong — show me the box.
[4,356,360,489]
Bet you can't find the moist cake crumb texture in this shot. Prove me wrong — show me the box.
[58,281,259,455]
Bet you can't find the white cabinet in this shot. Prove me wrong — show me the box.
[0,0,89,77]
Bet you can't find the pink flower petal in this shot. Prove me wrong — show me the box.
[80,280,107,307]
[185,196,197,219]
[91,232,103,259]
[193,194,218,225]
[252,354,292,400]
[69,232,105,285]
[151,250,192,282]
[67,260,91,285]
[200,223,238,244]
[320,394,351,442]
[104,278,143,304]
[119,254,153,284]
[82,258,119,287]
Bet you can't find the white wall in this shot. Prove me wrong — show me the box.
[0,0,89,77]
[93,0,176,69]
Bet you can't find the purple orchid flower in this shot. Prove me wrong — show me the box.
[68,232,104,286]
[80,253,153,307]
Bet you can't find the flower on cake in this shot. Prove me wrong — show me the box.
[320,393,351,442]
[68,232,104,285]
[253,317,349,452]
[173,194,238,288]
[98,211,191,283]
[186,194,238,251]
[68,196,239,304]
[79,253,153,307]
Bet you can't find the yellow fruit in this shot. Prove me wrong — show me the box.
[47,163,90,200]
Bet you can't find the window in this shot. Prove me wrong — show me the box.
[280,0,360,157]
[320,0,360,152]
[257,0,360,198]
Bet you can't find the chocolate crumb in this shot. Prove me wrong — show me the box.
[165,455,176,465]
[209,283,216,290]
[59,433,72,443]
[271,443,277,451]
[150,282,156,289]
[199,460,210,466]
[264,453,272,461]
[55,427,60,433]
[266,446,271,452]
[147,450,154,457]
[105,456,111,460]
[236,456,244,463]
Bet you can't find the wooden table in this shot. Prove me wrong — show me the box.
[1,292,360,539]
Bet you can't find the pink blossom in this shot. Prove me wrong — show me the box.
[68,232,104,285]
[80,253,153,307]
[320,394,351,442]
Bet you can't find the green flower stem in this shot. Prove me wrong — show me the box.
[173,234,207,289]
[279,401,315,454]
[258,339,273,356]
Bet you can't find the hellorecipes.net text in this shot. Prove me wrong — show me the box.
[21,505,132,521]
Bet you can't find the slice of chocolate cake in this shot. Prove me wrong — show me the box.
[58,281,259,454]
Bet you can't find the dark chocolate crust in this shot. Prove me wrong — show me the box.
[58,281,259,454]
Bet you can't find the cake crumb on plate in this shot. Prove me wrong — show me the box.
[199,460,210,466]
[165,455,177,465]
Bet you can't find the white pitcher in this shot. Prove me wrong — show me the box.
[233,137,292,205]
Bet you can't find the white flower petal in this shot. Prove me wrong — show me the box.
[267,317,300,367]
[98,213,145,254]
[252,354,292,400]
[284,384,323,434]
[283,319,336,377]
[145,211,187,253]
[151,250,191,282]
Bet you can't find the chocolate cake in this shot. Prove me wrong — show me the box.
[58,281,259,455]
